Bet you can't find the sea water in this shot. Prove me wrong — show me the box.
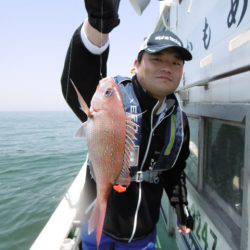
[0,111,86,250]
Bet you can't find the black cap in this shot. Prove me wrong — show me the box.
[139,30,192,61]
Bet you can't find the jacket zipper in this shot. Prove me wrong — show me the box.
[128,102,175,242]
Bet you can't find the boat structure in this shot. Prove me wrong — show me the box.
[31,0,250,249]
[156,0,250,249]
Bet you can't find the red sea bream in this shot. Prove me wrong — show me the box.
[70,77,138,247]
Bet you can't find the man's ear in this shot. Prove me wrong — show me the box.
[134,59,139,74]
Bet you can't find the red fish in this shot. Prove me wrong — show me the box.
[70,78,138,248]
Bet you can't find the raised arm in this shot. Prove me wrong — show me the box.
[61,1,120,122]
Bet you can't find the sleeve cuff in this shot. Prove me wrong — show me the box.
[80,20,109,55]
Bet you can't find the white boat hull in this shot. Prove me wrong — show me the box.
[31,159,88,250]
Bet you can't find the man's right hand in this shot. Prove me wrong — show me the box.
[85,0,121,34]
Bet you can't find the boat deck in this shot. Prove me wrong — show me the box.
[156,211,178,250]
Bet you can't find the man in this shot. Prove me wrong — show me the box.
[61,1,193,249]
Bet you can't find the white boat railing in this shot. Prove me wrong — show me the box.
[30,158,88,250]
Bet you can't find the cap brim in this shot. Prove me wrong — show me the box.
[145,45,192,61]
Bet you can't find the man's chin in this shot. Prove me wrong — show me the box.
[148,90,170,100]
[154,86,174,96]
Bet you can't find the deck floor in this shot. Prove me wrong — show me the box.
[156,212,178,250]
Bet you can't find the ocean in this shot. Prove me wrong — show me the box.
[0,111,87,250]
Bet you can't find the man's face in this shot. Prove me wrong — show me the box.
[134,49,184,101]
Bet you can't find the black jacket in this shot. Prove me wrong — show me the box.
[61,25,190,241]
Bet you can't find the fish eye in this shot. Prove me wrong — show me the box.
[104,88,113,97]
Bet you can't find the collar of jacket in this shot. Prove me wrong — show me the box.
[132,75,177,114]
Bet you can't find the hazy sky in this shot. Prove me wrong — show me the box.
[0,1,160,111]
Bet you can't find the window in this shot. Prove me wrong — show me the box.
[204,119,244,215]
[186,117,199,187]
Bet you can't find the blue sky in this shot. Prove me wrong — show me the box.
[0,1,160,111]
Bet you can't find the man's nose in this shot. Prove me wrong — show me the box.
[160,60,173,72]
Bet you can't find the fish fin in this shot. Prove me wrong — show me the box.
[88,204,98,235]
[84,198,96,215]
[125,116,139,160]
[74,122,87,138]
[116,117,139,187]
[70,79,93,118]
[88,200,107,248]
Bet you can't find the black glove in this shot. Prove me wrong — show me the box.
[85,0,121,33]
[175,204,194,230]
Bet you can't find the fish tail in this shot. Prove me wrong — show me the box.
[88,200,107,248]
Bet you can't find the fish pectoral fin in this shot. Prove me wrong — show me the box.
[74,122,87,138]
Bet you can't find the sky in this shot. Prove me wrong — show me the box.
[0,1,161,111]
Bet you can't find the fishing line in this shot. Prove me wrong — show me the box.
[66,1,104,103]
[65,38,74,102]
[99,0,104,79]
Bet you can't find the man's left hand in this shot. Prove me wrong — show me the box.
[175,204,194,234]
[177,225,191,234]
